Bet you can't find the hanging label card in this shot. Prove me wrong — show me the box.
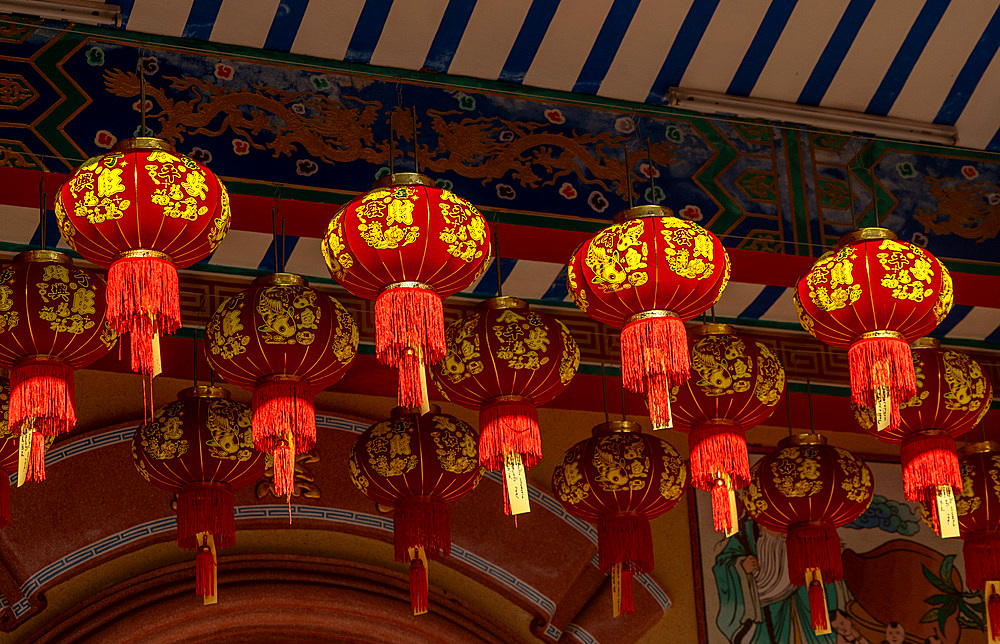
[987,582,1000,644]
[203,532,218,606]
[417,354,430,415]
[504,453,531,515]
[874,385,891,432]
[936,485,960,538]
[611,562,622,618]
[726,487,739,538]
[151,332,163,379]
[16,420,33,488]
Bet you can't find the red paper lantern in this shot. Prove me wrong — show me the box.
[205,273,358,496]
[953,442,1000,639]
[566,205,730,429]
[0,377,53,527]
[56,138,230,375]
[0,250,117,477]
[743,434,873,634]
[322,173,490,407]
[552,420,687,616]
[854,338,991,535]
[671,323,786,535]
[432,296,579,515]
[795,228,952,433]
[349,406,482,614]
[133,386,264,600]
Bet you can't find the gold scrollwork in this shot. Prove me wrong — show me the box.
[659,441,687,502]
[36,265,98,334]
[349,455,368,495]
[146,150,210,221]
[585,219,649,293]
[439,315,483,384]
[592,432,649,492]
[356,187,421,250]
[430,415,478,474]
[942,351,987,412]
[566,263,588,312]
[933,268,953,323]
[770,446,823,497]
[139,401,189,460]
[557,320,580,385]
[659,218,717,280]
[691,335,752,397]
[205,399,254,461]
[256,285,320,345]
[207,183,231,248]
[876,239,935,303]
[743,462,768,515]
[322,210,354,280]
[207,292,249,359]
[806,247,862,312]
[754,342,784,407]
[0,266,19,334]
[330,299,358,365]
[956,461,981,516]
[366,418,418,477]
[835,448,872,503]
[438,190,488,263]
[493,309,551,371]
[553,444,590,505]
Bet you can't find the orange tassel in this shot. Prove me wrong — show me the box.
[107,255,179,375]
[195,545,215,598]
[620,316,688,429]
[409,558,429,615]
[25,431,46,483]
[809,580,828,631]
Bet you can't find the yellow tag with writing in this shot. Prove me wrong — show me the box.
[726,487,739,538]
[936,485,960,538]
[807,568,832,635]
[987,581,1000,644]
[151,331,163,378]
[416,349,430,415]
[504,452,531,515]
[16,420,33,488]
[874,386,891,431]
[202,532,218,606]
[611,562,622,618]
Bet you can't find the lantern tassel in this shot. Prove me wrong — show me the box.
[176,484,235,550]
[710,479,734,536]
[478,397,542,472]
[786,523,842,586]
[964,534,1000,591]
[107,254,180,375]
[252,377,315,454]
[989,590,1000,640]
[0,471,9,529]
[409,557,429,615]
[598,515,654,574]
[393,498,449,562]
[273,442,296,500]
[195,545,215,598]
[620,315,688,429]
[621,565,635,615]
[809,579,828,632]
[900,433,960,503]
[9,357,75,437]
[25,431,45,483]
[847,335,914,432]
[690,423,749,490]
[375,285,445,408]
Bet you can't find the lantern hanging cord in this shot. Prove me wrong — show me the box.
[806,379,815,433]
[493,214,502,296]
[645,137,656,204]
[280,217,287,273]
[271,184,280,272]
[623,145,633,209]
[38,167,46,251]
[411,105,420,174]
[600,363,610,424]
[136,54,147,136]
[388,112,395,175]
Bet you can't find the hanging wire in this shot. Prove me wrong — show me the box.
[645,137,656,204]
[846,161,860,230]
[493,214,503,296]
[136,56,148,136]
[806,379,815,433]
[600,363,610,423]
[623,145,633,209]
[38,168,46,250]
[271,184,280,271]
[411,105,420,174]
[280,217,287,273]
[868,165,878,228]
[388,112,395,175]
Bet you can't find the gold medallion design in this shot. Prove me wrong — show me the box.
[256,285,320,345]
[770,446,823,497]
[36,264,99,334]
[366,418,418,477]
[205,399,254,461]
[592,433,649,492]
[430,415,478,474]
[805,247,862,312]
[139,401,189,460]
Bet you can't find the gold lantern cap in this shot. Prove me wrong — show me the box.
[959,441,1000,457]
[14,249,72,265]
[253,273,307,288]
[178,386,231,401]
[390,404,441,418]
[477,296,527,312]
[779,432,827,448]
[592,419,642,436]
[113,137,175,153]
[911,337,941,350]
[375,172,436,189]
[837,227,897,248]
[613,204,675,224]
[690,322,734,337]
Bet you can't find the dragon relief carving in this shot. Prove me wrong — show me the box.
[917,176,1000,244]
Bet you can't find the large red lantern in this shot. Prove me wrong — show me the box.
[349,406,482,615]
[56,138,230,375]
[432,296,579,515]
[0,377,53,526]
[0,250,117,475]
[566,205,730,429]
[133,386,264,600]
[795,229,952,434]
[671,323,785,536]
[322,173,490,408]
[552,420,687,616]
[854,338,991,536]
[743,434,873,634]
[205,274,357,496]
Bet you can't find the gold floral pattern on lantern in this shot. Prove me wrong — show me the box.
[430,415,478,474]
[558,322,580,385]
[439,317,483,383]
[0,267,20,333]
[36,264,99,334]
[349,457,369,495]
[592,433,650,492]
[933,270,954,323]
[835,447,873,503]
[792,292,815,335]
[356,187,421,250]
[565,264,588,312]
[207,292,249,359]
[805,247,862,312]
[331,301,360,365]
[132,441,149,481]
[658,442,687,502]
[660,218,717,280]
[876,240,935,302]
[754,342,785,406]
[584,219,649,292]
[770,446,823,497]
[65,154,130,224]
[146,151,211,221]
[320,211,353,279]
[553,444,590,505]
[139,402,189,460]
[744,464,768,515]
[366,418,418,477]
[205,398,254,461]
[208,188,231,247]
[956,461,981,515]
[256,285,320,345]
[690,335,752,396]
[942,351,988,412]
[493,309,550,370]
[438,190,488,263]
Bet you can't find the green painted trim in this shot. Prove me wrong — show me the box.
[783,129,811,256]
[32,31,92,167]
[685,116,743,232]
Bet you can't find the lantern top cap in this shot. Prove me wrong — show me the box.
[592,419,642,435]
[613,204,675,224]
[778,432,827,448]
[112,137,175,153]
[911,337,940,349]
[252,272,307,288]
[690,322,734,337]
[389,404,442,419]
[374,172,436,189]
[959,441,1000,457]
[14,249,72,265]
[178,385,231,401]
[836,227,897,248]
[477,296,528,312]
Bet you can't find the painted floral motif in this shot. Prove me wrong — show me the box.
[876,239,936,303]
[792,291,815,334]
[366,418,418,477]
[0,266,20,334]
[348,455,368,495]
[438,315,483,384]
[356,186,421,250]
[584,219,648,293]
[132,440,149,481]
[659,441,687,502]
[942,350,987,412]
[36,264,98,334]
[754,342,784,407]
[566,264,588,312]
[553,444,590,505]
[659,218,717,280]
[65,153,131,224]
[430,415,478,474]
[139,401,189,460]
[770,446,823,497]
[805,247,862,312]
[256,285,320,345]
[956,461,981,516]
[933,268,954,323]
[592,432,649,492]
[690,335,752,397]
[205,399,254,461]
[438,190,488,263]
[145,150,212,221]
[207,186,231,247]
[493,309,550,371]
[330,300,359,365]
[743,462,768,515]
[835,447,873,503]
[207,292,249,359]
[321,210,353,279]
[99,321,119,350]
[557,321,580,385]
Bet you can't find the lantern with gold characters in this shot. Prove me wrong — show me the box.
[0,377,53,527]
[349,406,482,615]
[57,138,230,376]
[854,338,991,537]
[432,296,579,516]
[566,205,730,430]
[0,250,116,477]
[132,386,264,602]
[205,274,358,497]
[322,173,490,409]
[670,323,785,536]
[743,434,873,635]
[795,228,952,435]
[552,420,687,617]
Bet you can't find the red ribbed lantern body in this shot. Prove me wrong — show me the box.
[795,230,952,433]
[744,436,873,632]
[57,139,230,375]
[954,445,1000,636]
[566,207,730,429]
[322,175,490,408]
[205,274,357,496]
[671,325,785,535]
[552,423,687,616]
[349,408,481,614]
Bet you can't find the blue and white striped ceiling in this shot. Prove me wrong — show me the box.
[110,0,1000,152]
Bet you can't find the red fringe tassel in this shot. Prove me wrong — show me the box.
[409,558,429,615]
[108,255,180,375]
[808,580,828,631]
[620,316,689,429]
[847,336,915,432]
[252,378,315,454]
[597,515,653,574]
[10,358,75,436]
[710,480,733,535]
[393,497,449,562]
[25,431,45,483]
[176,484,235,550]
[374,286,445,408]
[273,443,296,499]
[0,473,8,529]
[689,424,749,490]
[478,398,542,472]
[964,533,1000,591]
[900,433,960,504]
[621,565,635,615]
[990,591,1000,639]
[786,523,842,586]
[195,545,215,598]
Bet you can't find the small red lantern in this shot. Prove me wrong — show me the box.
[57,138,230,375]
[133,386,264,600]
[552,420,687,616]
[432,296,579,515]
[322,173,490,408]
[854,338,991,536]
[953,442,1000,641]
[566,205,730,429]
[0,377,53,526]
[205,273,358,496]
[671,323,786,536]
[349,406,482,615]
[743,434,873,635]
[795,228,952,433]
[0,250,117,476]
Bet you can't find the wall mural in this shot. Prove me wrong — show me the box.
[697,456,982,644]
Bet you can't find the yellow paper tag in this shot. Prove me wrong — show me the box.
[807,568,832,635]
[504,453,531,515]
[936,485,960,538]
[16,420,33,488]
[874,386,891,431]
[611,562,622,618]
[987,582,1000,644]
[151,332,162,378]
[726,487,739,538]
[201,532,218,605]
[417,350,430,415]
